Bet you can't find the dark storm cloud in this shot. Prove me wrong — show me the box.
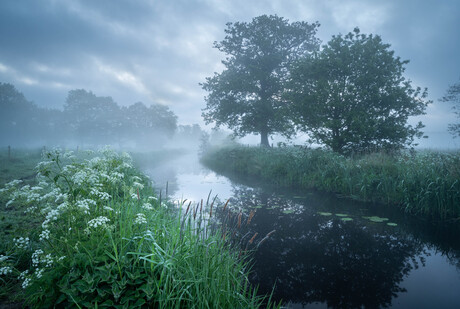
[0,0,459,147]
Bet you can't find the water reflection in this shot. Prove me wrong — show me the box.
[139,155,460,308]
[223,186,450,308]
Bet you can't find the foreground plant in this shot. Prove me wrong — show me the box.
[0,147,274,308]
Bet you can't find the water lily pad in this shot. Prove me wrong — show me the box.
[335,213,348,217]
[293,196,305,199]
[282,209,294,214]
[341,217,353,221]
[364,216,389,223]
[387,222,398,226]
[254,205,263,209]
[318,212,332,216]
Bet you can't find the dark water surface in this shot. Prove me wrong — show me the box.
[142,153,460,308]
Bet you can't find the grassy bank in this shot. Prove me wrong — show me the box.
[201,145,460,220]
[0,148,276,308]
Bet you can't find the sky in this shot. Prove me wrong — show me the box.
[1,0,459,148]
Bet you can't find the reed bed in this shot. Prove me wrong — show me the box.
[201,145,460,220]
[0,147,278,308]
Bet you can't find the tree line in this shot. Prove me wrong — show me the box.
[202,15,455,154]
[0,83,178,148]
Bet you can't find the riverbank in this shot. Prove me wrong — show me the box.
[0,148,276,308]
[201,145,460,220]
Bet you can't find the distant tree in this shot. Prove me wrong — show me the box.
[202,15,320,146]
[0,82,39,145]
[122,102,177,145]
[440,78,460,138]
[64,89,121,145]
[288,28,429,154]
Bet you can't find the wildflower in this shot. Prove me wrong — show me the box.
[148,196,158,201]
[0,266,12,276]
[103,206,114,212]
[18,270,28,280]
[132,182,144,190]
[39,229,50,241]
[35,268,44,279]
[87,216,111,229]
[22,277,31,289]
[142,202,153,210]
[134,213,147,225]
[14,237,30,249]
[32,249,44,267]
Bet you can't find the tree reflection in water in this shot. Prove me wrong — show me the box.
[222,185,428,308]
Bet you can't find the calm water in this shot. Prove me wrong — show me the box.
[142,153,460,308]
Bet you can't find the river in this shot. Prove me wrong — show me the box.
[141,152,460,308]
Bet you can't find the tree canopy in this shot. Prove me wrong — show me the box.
[440,78,460,138]
[202,15,320,146]
[288,28,429,154]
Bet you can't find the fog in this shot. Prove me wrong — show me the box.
[1,1,459,150]
[0,82,236,152]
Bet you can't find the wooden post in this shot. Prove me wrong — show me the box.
[8,145,11,160]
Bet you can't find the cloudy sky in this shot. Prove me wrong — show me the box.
[1,0,459,148]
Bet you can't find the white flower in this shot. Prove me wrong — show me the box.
[0,255,9,263]
[0,266,12,276]
[142,203,153,211]
[87,216,111,229]
[148,196,158,201]
[32,249,44,267]
[22,277,31,289]
[39,229,50,241]
[132,182,144,190]
[35,268,44,279]
[103,206,114,212]
[134,213,147,225]
[13,237,30,249]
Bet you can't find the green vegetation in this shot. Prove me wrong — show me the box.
[0,148,276,308]
[202,145,460,220]
[201,15,319,146]
[288,28,428,154]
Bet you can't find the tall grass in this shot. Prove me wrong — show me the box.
[201,145,460,220]
[0,147,277,308]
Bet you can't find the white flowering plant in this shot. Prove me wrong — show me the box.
[0,147,169,307]
[1,147,273,309]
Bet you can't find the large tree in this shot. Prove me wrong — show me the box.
[201,15,320,146]
[288,28,429,154]
[440,78,460,137]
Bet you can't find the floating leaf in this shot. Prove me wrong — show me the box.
[254,205,263,209]
[335,213,348,217]
[282,209,294,214]
[341,217,353,221]
[365,216,389,223]
[387,222,398,226]
[318,212,332,216]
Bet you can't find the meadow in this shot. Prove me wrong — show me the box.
[0,147,277,308]
[201,145,460,220]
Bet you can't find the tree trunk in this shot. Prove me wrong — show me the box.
[260,130,270,147]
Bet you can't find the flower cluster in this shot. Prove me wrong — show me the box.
[87,216,111,229]
[14,237,30,249]
[134,213,147,225]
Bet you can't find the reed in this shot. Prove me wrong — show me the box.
[202,145,460,220]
